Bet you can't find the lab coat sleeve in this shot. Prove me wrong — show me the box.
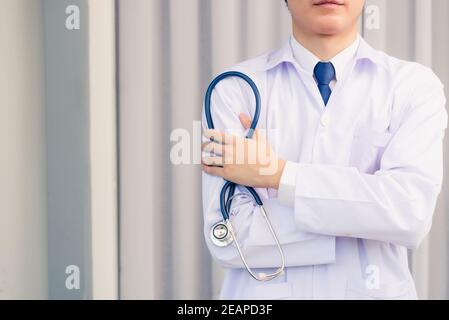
[202,76,335,269]
[289,69,448,249]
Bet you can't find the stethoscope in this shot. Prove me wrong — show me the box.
[204,71,285,282]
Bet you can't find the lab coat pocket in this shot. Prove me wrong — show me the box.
[345,279,416,300]
[349,124,393,174]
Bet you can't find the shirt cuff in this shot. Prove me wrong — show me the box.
[277,161,298,207]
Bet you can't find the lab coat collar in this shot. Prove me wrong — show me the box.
[264,40,297,71]
[264,35,381,72]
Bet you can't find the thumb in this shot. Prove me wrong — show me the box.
[239,113,252,130]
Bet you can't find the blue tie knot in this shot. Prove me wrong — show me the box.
[314,62,335,85]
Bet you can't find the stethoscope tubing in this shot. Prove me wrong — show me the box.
[204,71,263,221]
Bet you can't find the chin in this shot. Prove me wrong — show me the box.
[312,17,347,35]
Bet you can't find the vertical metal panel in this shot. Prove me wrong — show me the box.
[428,0,449,300]
[88,0,119,300]
[245,0,285,57]
[117,0,165,299]
[363,0,388,48]
[43,0,92,300]
[410,0,433,300]
[413,0,433,66]
[0,0,47,299]
[169,0,205,299]
[211,0,244,74]
[386,0,414,61]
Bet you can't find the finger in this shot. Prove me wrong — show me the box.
[239,113,252,130]
[202,164,225,178]
[202,141,225,156]
[203,130,224,142]
[202,156,224,167]
[204,130,234,145]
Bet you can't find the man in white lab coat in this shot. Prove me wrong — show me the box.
[201,0,447,299]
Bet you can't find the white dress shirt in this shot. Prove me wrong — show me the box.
[202,34,447,300]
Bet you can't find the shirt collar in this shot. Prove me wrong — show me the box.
[264,34,381,73]
[290,34,360,80]
[290,36,321,76]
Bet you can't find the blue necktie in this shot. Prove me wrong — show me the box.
[313,62,335,106]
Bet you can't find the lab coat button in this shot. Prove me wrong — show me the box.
[320,114,330,127]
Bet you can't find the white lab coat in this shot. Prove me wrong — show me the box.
[202,36,448,300]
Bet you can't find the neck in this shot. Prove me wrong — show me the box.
[292,26,358,61]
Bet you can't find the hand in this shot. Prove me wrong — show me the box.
[202,114,286,189]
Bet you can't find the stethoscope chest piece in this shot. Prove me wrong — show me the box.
[210,221,233,247]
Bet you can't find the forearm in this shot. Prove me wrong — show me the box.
[278,161,442,248]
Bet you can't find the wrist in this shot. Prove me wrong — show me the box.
[269,158,286,190]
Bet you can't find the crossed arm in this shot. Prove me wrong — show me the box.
[202,74,448,268]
